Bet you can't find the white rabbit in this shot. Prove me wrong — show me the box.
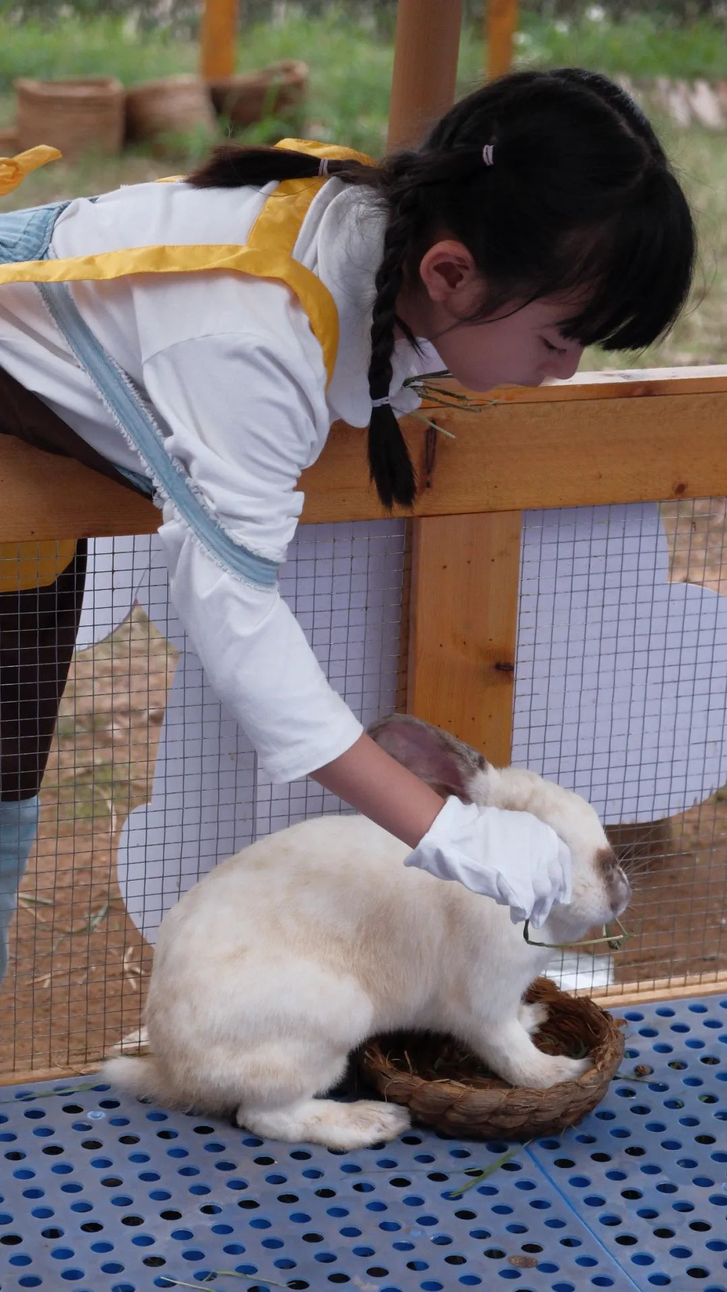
[103,715,631,1150]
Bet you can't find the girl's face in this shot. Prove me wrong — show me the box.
[402,239,585,392]
[429,295,586,391]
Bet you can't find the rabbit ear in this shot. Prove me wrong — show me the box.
[367,714,494,805]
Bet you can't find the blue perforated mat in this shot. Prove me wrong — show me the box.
[0,993,725,1292]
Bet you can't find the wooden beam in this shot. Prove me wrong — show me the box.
[588,971,727,1009]
[408,511,521,763]
[2,369,726,542]
[0,1061,102,1089]
[387,0,465,718]
[487,0,519,80]
[200,0,237,80]
[387,0,464,148]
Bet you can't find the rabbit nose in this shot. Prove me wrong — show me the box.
[609,868,631,917]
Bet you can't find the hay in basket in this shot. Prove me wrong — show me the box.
[359,977,625,1141]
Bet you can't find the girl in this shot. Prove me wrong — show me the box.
[0,67,695,981]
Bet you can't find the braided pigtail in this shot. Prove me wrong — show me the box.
[189,140,424,510]
[187,144,370,188]
[367,182,423,511]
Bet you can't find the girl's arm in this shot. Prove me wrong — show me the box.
[140,312,570,927]
[311,732,445,847]
[312,731,572,929]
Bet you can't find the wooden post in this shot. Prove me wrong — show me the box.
[387,0,464,150]
[200,0,237,80]
[408,512,522,766]
[487,0,519,80]
[387,0,521,761]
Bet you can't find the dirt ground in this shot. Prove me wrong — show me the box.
[609,798,727,987]
[616,498,727,985]
[1,498,727,1082]
[0,607,174,1081]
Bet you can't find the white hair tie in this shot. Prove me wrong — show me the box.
[371,395,391,408]
[318,158,331,176]
[482,143,495,167]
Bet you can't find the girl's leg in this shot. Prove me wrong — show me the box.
[0,542,87,982]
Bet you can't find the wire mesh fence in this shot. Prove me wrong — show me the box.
[1,497,726,1081]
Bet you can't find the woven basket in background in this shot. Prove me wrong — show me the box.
[16,78,125,160]
[209,60,308,129]
[359,978,626,1140]
[125,74,217,150]
[0,126,19,155]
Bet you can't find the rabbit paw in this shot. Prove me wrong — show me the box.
[239,1096,411,1150]
[526,1052,592,1089]
[327,1099,412,1150]
[518,1000,549,1036]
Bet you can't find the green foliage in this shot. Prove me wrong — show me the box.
[0,6,725,364]
[516,9,727,80]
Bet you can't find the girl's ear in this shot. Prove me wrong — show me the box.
[367,713,494,804]
[418,239,480,304]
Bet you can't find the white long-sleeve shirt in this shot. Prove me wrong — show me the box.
[0,176,441,781]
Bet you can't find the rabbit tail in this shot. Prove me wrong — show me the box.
[102,1055,172,1104]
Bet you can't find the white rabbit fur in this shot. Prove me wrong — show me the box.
[103,715,630,1150]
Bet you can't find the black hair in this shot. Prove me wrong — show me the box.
[188,68,696,509]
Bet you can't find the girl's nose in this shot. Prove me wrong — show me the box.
[551,343,584,381]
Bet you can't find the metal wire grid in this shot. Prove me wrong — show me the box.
[1,500,727,1076]
[513,499,727,998]
[0,520,408,1077]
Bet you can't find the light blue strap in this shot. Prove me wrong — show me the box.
[0,202,69,263]
[38,280,279,591]
[0,796,40,985]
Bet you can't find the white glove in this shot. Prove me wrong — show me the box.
[405,795,573,928]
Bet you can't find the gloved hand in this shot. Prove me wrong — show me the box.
[404,795,573,928]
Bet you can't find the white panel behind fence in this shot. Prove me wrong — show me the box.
[3,498,726,1077]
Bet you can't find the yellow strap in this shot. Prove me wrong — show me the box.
[0,243,339,386]
[0,140,373,586]
[0,539,76,593]
[0,138,376,387]
[0,146,62,197]
[248,138,375,257]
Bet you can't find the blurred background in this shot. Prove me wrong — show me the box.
[0,0,725,368]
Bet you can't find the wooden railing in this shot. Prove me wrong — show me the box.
[4,365,726,774]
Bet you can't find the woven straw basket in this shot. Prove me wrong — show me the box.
[0,126,19,155]
[16,77,124,160]
[125,74,217,147]
[209,60,308,129]
[359,978,625,1140]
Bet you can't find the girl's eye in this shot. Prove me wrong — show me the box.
[541,337,567,357]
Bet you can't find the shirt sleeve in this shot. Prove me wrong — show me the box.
[140,327,364,783]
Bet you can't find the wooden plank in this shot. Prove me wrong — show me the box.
[480,364,727,402]
[387,0,465,722]
[588,972,727,1009]
[408,512,521,763]
[0,442,159,542]
[0,1061,101,1089]
[200,0,237,80]
[387,0,464,148]
[3,373,727,540]
[295,386,727,521]
[395,522,413,715]
[487,0,519,79]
